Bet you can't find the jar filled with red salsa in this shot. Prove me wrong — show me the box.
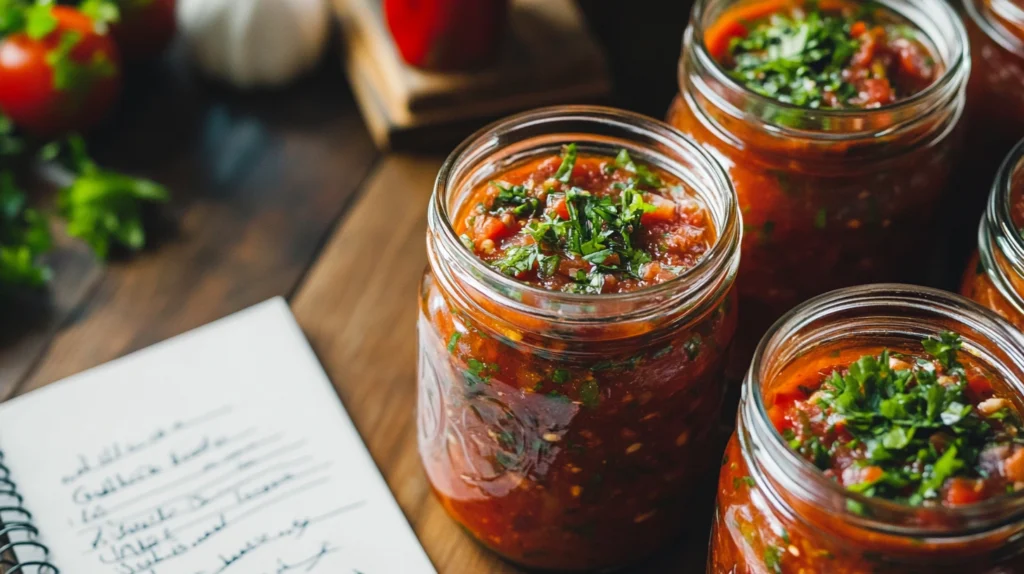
[712,284,1024,573]
[963,0,1024,187]
[962,139,1024,330]
[668,0,969,366]
[418,106,741,570]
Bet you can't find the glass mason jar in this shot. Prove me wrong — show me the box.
[962,139,1024,330]
[417,106,741,571]
[667,0,970,365]
[963,0,1024,187]
[710,284,1024,573]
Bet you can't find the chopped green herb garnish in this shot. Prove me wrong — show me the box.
[814,208,827,229]
[784,332,1024,506]
[580,380,600,408]
[764,544,783,573]
[447,332,461,353]
[553,143,577,183]
[465,359,499,387]
[727,9,860,108]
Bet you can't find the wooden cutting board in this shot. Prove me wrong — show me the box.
[333,0,612,150]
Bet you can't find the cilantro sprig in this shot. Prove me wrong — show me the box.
[793,332,1022,506]
[56,135,169,259]
[726,9,861,108]
[488,145,663,294]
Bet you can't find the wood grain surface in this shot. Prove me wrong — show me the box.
[290,155,711,573]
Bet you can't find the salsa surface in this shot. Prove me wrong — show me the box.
[454,145,715,294]
[771,332,1024,506]
[712,333,1024,573]
[708,0,939,108]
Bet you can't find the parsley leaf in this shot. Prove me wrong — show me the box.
[24,1,57,39]
[553,143,577,183]
[57,135,169,259]
[614,149,663,188]
[792,332,1022,505]
[726,9,861,108]
[0,171,52,290]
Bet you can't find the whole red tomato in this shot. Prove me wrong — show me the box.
[0,6,122,138]
[111,0,177,62]
[384,0,508,70]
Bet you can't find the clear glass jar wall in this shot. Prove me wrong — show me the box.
[418,106,741,571]
[668,0,970,365]
[712,284,1024,573]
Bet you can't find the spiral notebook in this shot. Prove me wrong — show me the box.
[0,298,435,574]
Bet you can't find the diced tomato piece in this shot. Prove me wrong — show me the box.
[1005,449,1024,483]
[850,21,867,37]
[861,78,894,107]
[967,375,994,398]
[641,195,677,225]
[945,478,986,505]
[474,216,515,242]
[859,465,884,484]
[852,29,879,67]
[549,197,570,220]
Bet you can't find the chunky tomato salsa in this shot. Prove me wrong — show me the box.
[454,144,715,294]
[712,332,1024,573]
[670,0,960,376]
[708,0,938,108]
[772,332,1024,506]
[420,144,738,570]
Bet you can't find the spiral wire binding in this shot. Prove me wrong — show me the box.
[0,452,57,574]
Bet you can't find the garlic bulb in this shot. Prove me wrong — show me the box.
[177,0,330,88]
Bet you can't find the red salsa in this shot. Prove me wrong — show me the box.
[669,0,962,371]
[772,332,1024,507]
[709,0,937,108]
[455,144,715,294]
[963,0,1024,193]
[713,331,1024,573]
[420,136,738,570]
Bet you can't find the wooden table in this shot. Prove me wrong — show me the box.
[0,46,710,571]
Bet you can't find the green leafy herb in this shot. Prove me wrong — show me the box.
[465,359,499,387]
[23,0,56,39]
[794,332,1023,505]
[726,8,862,108]
[580,379,600,408]
[57,135,170,259]
[764,544,783,573]
[46,31,117,94]
[447,332,461,353]
[0,172,52,290]
[614,149,663,188]
[733,475,756,489]
[78,0,120,28]
[814,208,827,229]
[490,181,540,217]
[553,143,577,184]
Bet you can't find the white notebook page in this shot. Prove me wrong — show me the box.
[0,298,435,574]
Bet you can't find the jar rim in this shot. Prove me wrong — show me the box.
[686,0,969,137]
[965,0,1024,57]
[744,283,1024,536]
[428,105,740,324]
[980,138,1024,316]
